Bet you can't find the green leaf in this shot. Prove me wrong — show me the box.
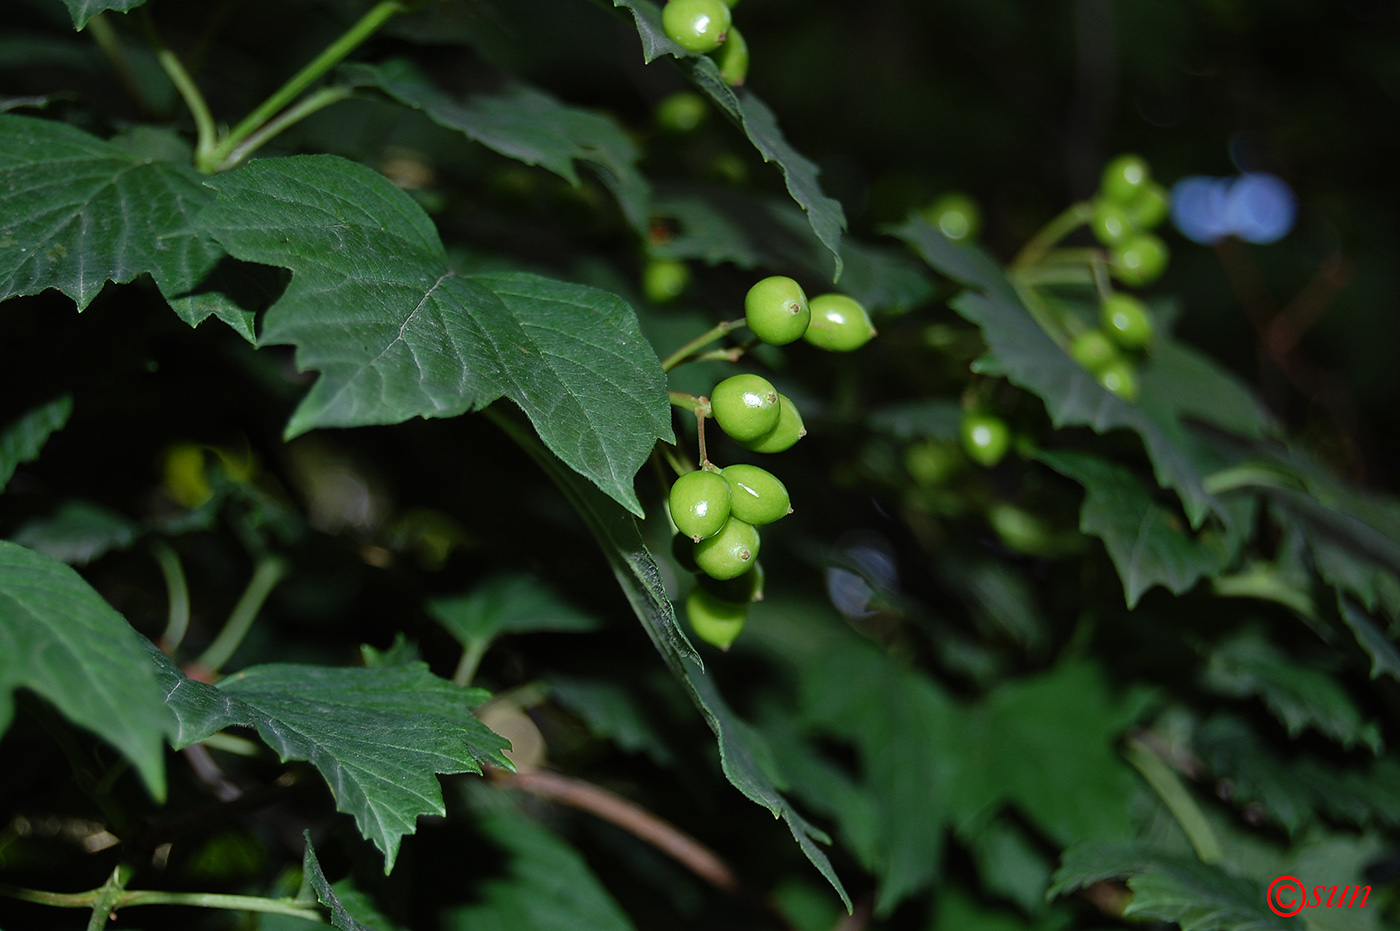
[341,59,650,233]
[428,574,601,647]
[1201,629,1381,752]
[866,399,964,441]
[0,114,240,326]
[0,540,173,800]
[1041,451,1246,607]
[892,218,1271,528]
[651,188,930,313]
[611,1,847,279]
[197,155,672,516]
[488,408,851,909]
[150,650,513,872]
[1050,842,1301,931]
[59,0,148,30]
[442,808,636,931]
[549,675,673,766]
[0,395,71,493]
[302,833,382,931]
[1339,598,1400,681]
[9,499,140,565]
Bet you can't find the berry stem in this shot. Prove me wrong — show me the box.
[696,406,710,467]
[1011,201,1095,269]
[140,13,218,165]
[0,881,326,924]
[668,391,712,417]
[661,318,747,372]
[151,541,190,653]
[216,86,353,171]
[193,554,289,674]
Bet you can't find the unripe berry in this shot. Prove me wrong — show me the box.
[922,192,982,241]
[745,276,810,346]
[803,294,876,352]
[711,374,781,442]
[643,257,691,303]
[1126,182,1170,230]
[669,469,731,541]
[715,25,748,86]
[698,562,764,605]
[654,91,708,134]
[686,587,746,650]
[1090,199,1134,246]
[1100,293,1154,349]
[1111,234,1169,286]
[737,393,805,454]
[960,413,1011,468]
[662,0,731,53]
[1069,329,1119,373]
[721,464,791,525]
[694,517,760,579]
[1100,154,1152,205]
[1097,359,1140,402]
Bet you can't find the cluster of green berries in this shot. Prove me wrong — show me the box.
[662,0,749,86]
[1068,292,1154,402]
[744,274,878,352]
[1093,154,1171,287]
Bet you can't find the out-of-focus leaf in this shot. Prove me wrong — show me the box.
[1202,630,1381,752]
[442,808,635,931]
[151,649,512,872]
[966,816,1055,915]
[341,60,649,232]
[865,399,963,441]
[1339,598,1400,682]
[1041,451,1245,606]
[611,1,847,279]
[0,395,71,493]
[59,0,148,30]
[0,541,173,799]
[9,499,140,565]
[488,408,851,909]
[197,155,671,516]
[428,574,600,646]
[1049,842,1300,931]
[550,676,673,766]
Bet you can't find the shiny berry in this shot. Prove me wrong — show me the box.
[1090,199,1134,246]
[803,294,876,352]
[737,393,805,454]
[1097,359,1140,402]
[960,413,1011,468]
[1100,293,1154,349]
[1111,233,1169,286]
[1100,154,1152,205]
[686,587,746,650]
[662,0,731,53]
[1126,181,1170,230]
[1069,329,1119,373]
[694,517,760,580]
[745,275,810,345]
[711,374,781,442]
[721,464,791,525]
[669,469,731,541]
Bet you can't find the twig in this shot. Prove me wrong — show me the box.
[490,768,739,893]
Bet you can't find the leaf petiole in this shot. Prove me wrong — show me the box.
[0,881,325,924]
[661,319,746,372]
[194,554,289,675]
[1011,201,1094,269]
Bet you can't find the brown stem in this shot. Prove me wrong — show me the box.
[490,768,739,893]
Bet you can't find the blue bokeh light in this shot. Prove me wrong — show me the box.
[1170,172,1297,245]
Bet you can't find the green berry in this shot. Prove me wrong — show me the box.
[960,413,1011,468]
[694,517,760,580]
[715,25,748,86]
[1096,359,1140,402]
[803,294,876,352]
[1125,181,1170,230]
[1090,199,1134,246]
[654,91,708,134]
[987,502,1057,557]
[737,393,806,454]
[904,439,962,487]
[722,464,791,525]
[711,374,781,442]
[745,276,810,345]
[1100,293,1154,349]
[669,469,731,541]
[698,562,764,605]
[922,192,982,241]
[686,587,747,650]
[642,257,691,303]
[1100,154,1152,205]
[1111,233,1169,286]
[662,0,731,53]
[1069,329,1119,373]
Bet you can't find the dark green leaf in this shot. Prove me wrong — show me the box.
[0,394,71,493]
[0,114,247,332]
[341,60,650,233]
[302,833,382,931]
[865,399,963,441]
[0,540,173,799]
[1041,451,1246,606]
[198,155,671,516]
[9,499,140,565]
[1338,598,1400,681]
[610,1,847,279]
[967,817,1055,915]
[150,650,513,872]
[1050,842,1301,931]
[442,808,635,931]
[428,574,600,647]
[1201,630,1381,752]
[59,0,147,30]
[549,675,673,766]
[488,408,851,909]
